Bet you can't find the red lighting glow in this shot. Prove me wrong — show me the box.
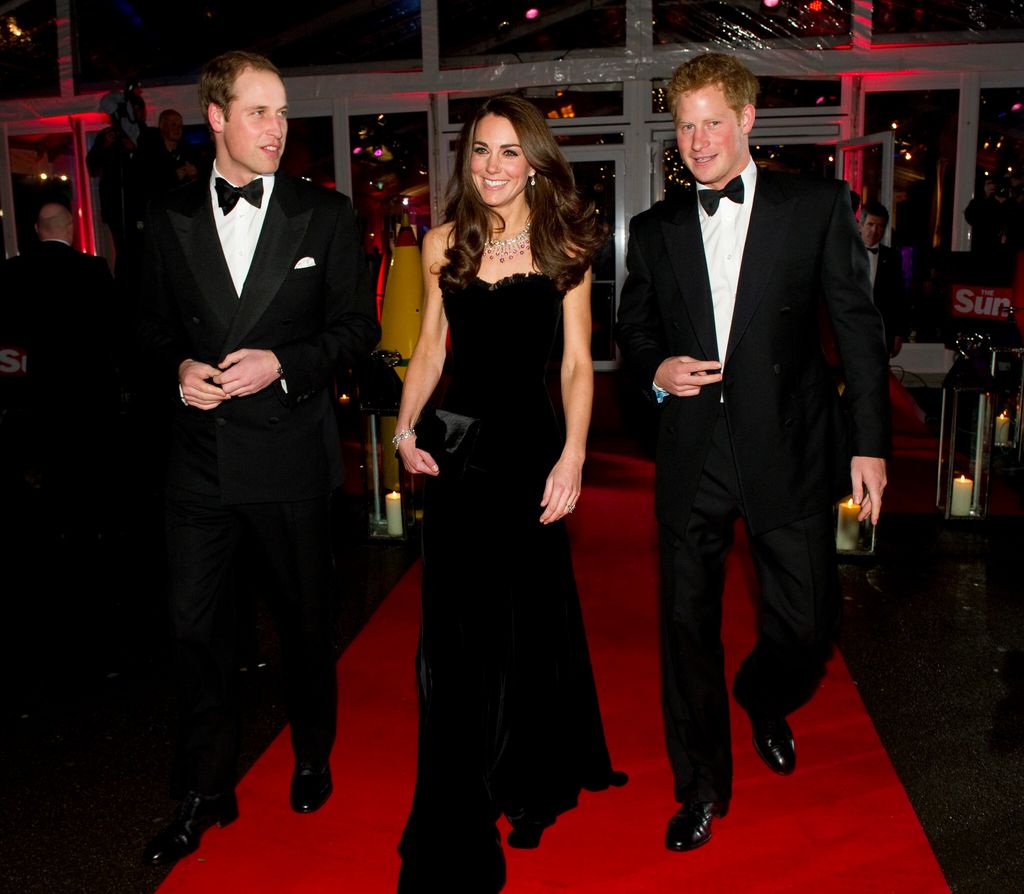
[763,0,780,7]
[808,0,823,10]
[525,7,539,19]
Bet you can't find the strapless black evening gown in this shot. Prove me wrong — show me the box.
[397,274,623,893]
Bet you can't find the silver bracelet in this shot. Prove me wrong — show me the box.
[392,428,416,448]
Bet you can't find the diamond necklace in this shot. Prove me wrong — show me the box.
[484,223,531,263]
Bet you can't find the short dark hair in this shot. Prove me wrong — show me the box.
[666,53,759,123]
[198,51,281,122]
[861,200,890,224]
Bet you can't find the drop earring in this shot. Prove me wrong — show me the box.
[530,174,536,187]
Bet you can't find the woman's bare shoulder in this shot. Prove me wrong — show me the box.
[423,222,454,254]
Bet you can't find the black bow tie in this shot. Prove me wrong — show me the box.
[698,176,744,216]
[865,245,879,254]
[215,176,264,213]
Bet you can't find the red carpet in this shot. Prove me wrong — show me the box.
[158,444,948,893]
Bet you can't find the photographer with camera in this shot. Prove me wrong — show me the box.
[964,175,1010,260]
[86,83,155,270]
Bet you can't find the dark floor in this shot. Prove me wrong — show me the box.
[1,416,1023,893]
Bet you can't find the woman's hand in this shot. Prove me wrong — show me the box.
[539,452,582,524]
[397,436,440,476]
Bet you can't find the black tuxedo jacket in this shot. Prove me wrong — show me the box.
[138,174,379,504]
[871,242,907,354]
[616,169,890,536]
[1,240,116,412]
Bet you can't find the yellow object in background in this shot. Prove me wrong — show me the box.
[378,215,423,491]
[379,214,423,383]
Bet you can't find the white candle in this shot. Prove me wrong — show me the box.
[995,412,1010,447]
[385,491,404,536]
[950,475,973,517]
[836,498,861,550]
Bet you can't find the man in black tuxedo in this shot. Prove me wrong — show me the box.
[138,50,379,866]
[616,54,890,852]
[859,200,907,357]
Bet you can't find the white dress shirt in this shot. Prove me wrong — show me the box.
[210,162,276,297]
[697,158,758,367]
[866,243,879,287]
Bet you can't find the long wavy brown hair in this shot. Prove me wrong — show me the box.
[439,94,605,295]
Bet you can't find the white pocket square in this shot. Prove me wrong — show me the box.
[294,256,316,269]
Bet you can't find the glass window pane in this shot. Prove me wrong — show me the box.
[571,159,617,363]
[653,76,841,115]
[349,112,430,314]
[874,0,1024,36]
[73,0,422,92]
[555,133,624,147]
[449,85,624,126]
[0,0,59,99]
[439,0,625,69]
[845,143,886,211]
[7,132,76,250]
[968,87,1024,263]
[279,117,335,189]
[654,0,851,45]
[865,90,959,341]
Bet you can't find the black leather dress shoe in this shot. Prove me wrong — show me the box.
[143,791,238,866]
[290,762,332,813]
[505,808,555,849]
[665,800,729,852]
[506,818,547,849]
[581,769,630,792]
[750,714,796,775]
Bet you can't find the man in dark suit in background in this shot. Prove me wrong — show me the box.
[616,53,890,852]
[0,203,117,524]
[138,50,379,866]
[859,200,908,357]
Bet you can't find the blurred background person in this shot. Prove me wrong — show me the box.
[859,200,908,357]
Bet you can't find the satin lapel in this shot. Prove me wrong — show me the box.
[662,194,717,361]
[168,186,238,333]
[726,171,796,362]
[221,176,312,354]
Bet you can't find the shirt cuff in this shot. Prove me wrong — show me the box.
[653,382,669,404]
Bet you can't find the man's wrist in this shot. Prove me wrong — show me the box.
[270,353,287,393]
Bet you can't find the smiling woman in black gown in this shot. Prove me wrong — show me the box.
[393,95,626,893]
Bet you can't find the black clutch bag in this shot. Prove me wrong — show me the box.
[413,407,481,478]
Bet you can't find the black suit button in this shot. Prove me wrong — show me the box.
[666,425,676,435]
[784,417,794,428]
[780,306,791,315]
[191,316,200,325]
[671,321,680,330]
[268,416,280,425]
[773,363,782,374]
[216,418,227,427]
